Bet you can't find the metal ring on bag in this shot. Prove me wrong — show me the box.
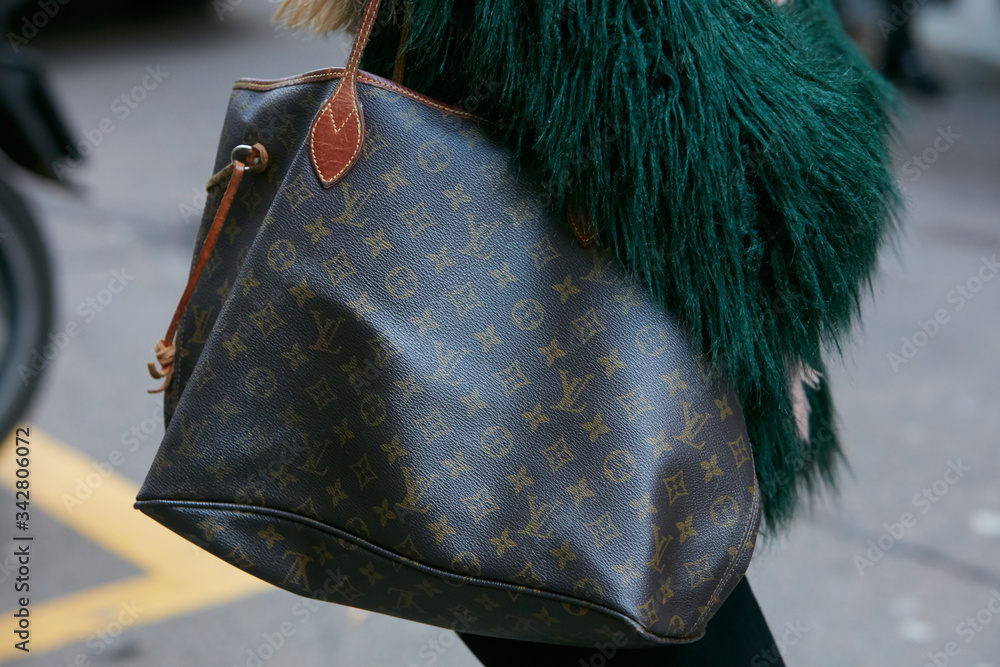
[230,144,254,165]
[230,143,269,173]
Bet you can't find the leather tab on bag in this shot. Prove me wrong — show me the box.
[309,0,384,188]
[309,75,365,188]
[568,209,599,247]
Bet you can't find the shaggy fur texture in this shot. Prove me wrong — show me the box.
[274,0,901,532]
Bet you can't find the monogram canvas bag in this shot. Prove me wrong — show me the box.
[136,0,761,647]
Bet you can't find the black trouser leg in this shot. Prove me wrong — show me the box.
[457,577,786,667]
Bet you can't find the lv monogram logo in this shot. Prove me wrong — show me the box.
[425,340,470,386]
[549,369,594,413]
[189,304,217,344]
[458,212,501,260]
[281,550,313,592]
[176,417,207,457]
[396,466,439,514]
[389,587,426,612]
[579,246,619,285]
[517,495,563,539]
[329,181,376,228]
[675,401,712,450]
[296,433,332,476]
[645,524,676,574]
[309,311,346,355]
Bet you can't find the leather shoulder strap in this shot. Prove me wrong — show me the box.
[309,0,385,187]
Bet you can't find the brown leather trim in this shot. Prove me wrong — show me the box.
[235,70,342,90]
[147,160,246,393]
[147,143,269,393]
[568,211,599,247]
[309,75,365,187]
[360,73,502,128]
[307,0,381,188]
[234,70,501,128]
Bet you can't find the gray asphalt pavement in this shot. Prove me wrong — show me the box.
[0,1,998,665]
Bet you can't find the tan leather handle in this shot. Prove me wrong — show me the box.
[392,13,410,85]
[309,0,384,188]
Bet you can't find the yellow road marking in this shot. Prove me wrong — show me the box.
[0,426,270,661]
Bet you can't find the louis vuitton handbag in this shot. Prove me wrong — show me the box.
[135,0,760,647]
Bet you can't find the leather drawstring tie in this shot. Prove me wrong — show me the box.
[147,143,268,393]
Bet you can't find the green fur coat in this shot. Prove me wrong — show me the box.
[276,0,901,532]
